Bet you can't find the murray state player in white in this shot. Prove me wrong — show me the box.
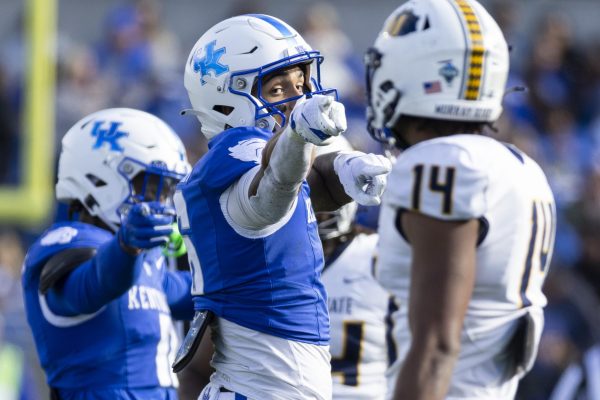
[365,1,556,399]
[323,229,395,400]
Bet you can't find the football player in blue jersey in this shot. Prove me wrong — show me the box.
[22,108,194,400]
[174,14,392,400]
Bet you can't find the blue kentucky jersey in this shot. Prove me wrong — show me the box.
[176,126,329,345]
[22,221,180,394]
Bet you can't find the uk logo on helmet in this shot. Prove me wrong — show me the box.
[193,40,229,85]
[91,121,128,152]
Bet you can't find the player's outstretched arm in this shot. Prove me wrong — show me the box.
[308,150,392,212]
[393,211,478,400]
[306,151,350,212]
[227,95,346,229]
[46,203,174,316]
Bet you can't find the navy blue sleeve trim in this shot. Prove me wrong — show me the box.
[477,216,489,246]
[395,208,489,247]
[395,208,409,243]
[45,236,139,316]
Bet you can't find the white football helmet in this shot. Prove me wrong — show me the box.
[56,108,191,231]
[183,14,336,139]
[315,136,359,240]
[318,201,359,240]
[365,0,509,143]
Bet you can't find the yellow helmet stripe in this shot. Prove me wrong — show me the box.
[388,13,408,36]
[454,0,485,100]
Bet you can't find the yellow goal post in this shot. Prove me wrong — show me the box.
[0,0,57,227]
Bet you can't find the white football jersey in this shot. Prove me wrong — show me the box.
[377,135,556,399]
[322,233,395,400]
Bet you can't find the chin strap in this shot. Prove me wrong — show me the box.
[503,85,527,98]
[180,109,202,117]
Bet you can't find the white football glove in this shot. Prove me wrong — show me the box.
[334,151,393,206]
[289,94,347,146]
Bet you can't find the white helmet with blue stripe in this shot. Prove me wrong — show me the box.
[183,14,336,139]
[365,0,509,144]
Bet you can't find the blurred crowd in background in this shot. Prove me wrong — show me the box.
[1,0,600,398]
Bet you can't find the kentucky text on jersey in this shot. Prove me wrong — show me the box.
[128,285,170,313]
[22,222,184,394]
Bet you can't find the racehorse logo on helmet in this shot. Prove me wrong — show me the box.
[193,40,229,85]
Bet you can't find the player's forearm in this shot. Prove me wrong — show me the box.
[46,236,140,315]
[265,126,314,188]
[249,127,313,223]
[393,340,459,400]
[308,151,352,212]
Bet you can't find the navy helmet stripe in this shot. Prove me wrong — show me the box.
[246,14,294,38]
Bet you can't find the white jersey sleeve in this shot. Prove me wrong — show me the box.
[385,137,489,220]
